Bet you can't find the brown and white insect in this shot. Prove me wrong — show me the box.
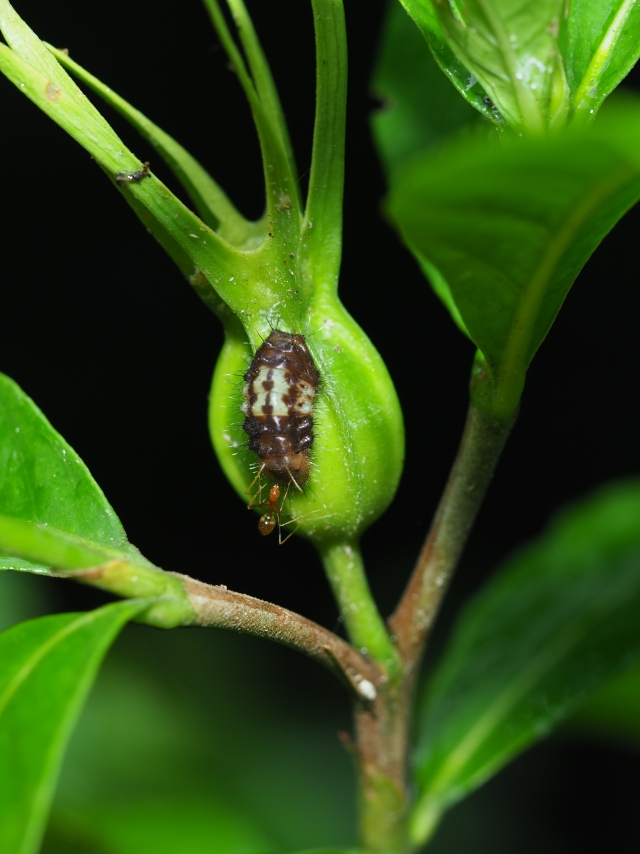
[115,162,151,186]
[242,329,319,536]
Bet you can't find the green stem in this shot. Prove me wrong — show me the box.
[319,540,401,678]
[226,0,300,206]
[302,0,347,291]
[202,0,300,229]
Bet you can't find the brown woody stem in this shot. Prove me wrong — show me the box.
[389,403,514,675]
[340,403,513,853]
[172,572,381,698]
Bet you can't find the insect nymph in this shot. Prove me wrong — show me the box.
[242,330,319,536]
[115,162,151,185]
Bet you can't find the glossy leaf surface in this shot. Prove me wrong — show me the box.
[411,479,640,844]
[0,373,143,564]
[0,601,148,854]
[398,0,569,131]
[396,0,640,131]
[0,370,147,573]
[563,0,640,120]
[0,373,194,627]
[387,99,640,421]
[394,0,498,124]
[371,1,485,176]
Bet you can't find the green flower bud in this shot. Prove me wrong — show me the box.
[209,299,404,545]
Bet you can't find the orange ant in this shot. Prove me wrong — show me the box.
[246,469,318,545]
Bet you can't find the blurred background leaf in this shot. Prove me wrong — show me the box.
[0,600,148,854]
[412,478,640,844]
[566,657,640,746]
[42,624,358,853]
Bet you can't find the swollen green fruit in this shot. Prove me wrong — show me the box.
[208,299,404,545]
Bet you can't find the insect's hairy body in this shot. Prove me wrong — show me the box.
[241,330,319,488]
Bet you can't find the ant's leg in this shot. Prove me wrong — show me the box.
[277,507,322,545]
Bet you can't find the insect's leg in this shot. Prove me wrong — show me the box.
[246,464,266,508]
[285,467,304,493]
[277,507,322,545]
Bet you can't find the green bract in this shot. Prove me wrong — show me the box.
[0,0,404,545]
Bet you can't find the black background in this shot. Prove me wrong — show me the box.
[3,1,640,851]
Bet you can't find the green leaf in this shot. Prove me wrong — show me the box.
[387,98,640,422]
[371,1,487,178]
[568,658,640,746]
[47,625,358,851]
[0,600,149,854]
[286,850,359,853]
[399,0,570,132]
[394,0,500,125]
[47,797,277,854]
[564,0,640,121]
[410,478,640,846]
[0,373,194,628]
[0,373,142,563]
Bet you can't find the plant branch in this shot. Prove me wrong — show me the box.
[389,402,514,673]
[172,572,381,698]
[49,558,380,697]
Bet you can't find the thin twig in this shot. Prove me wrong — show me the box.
[389,403,514,675]
[172,572,381,699]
